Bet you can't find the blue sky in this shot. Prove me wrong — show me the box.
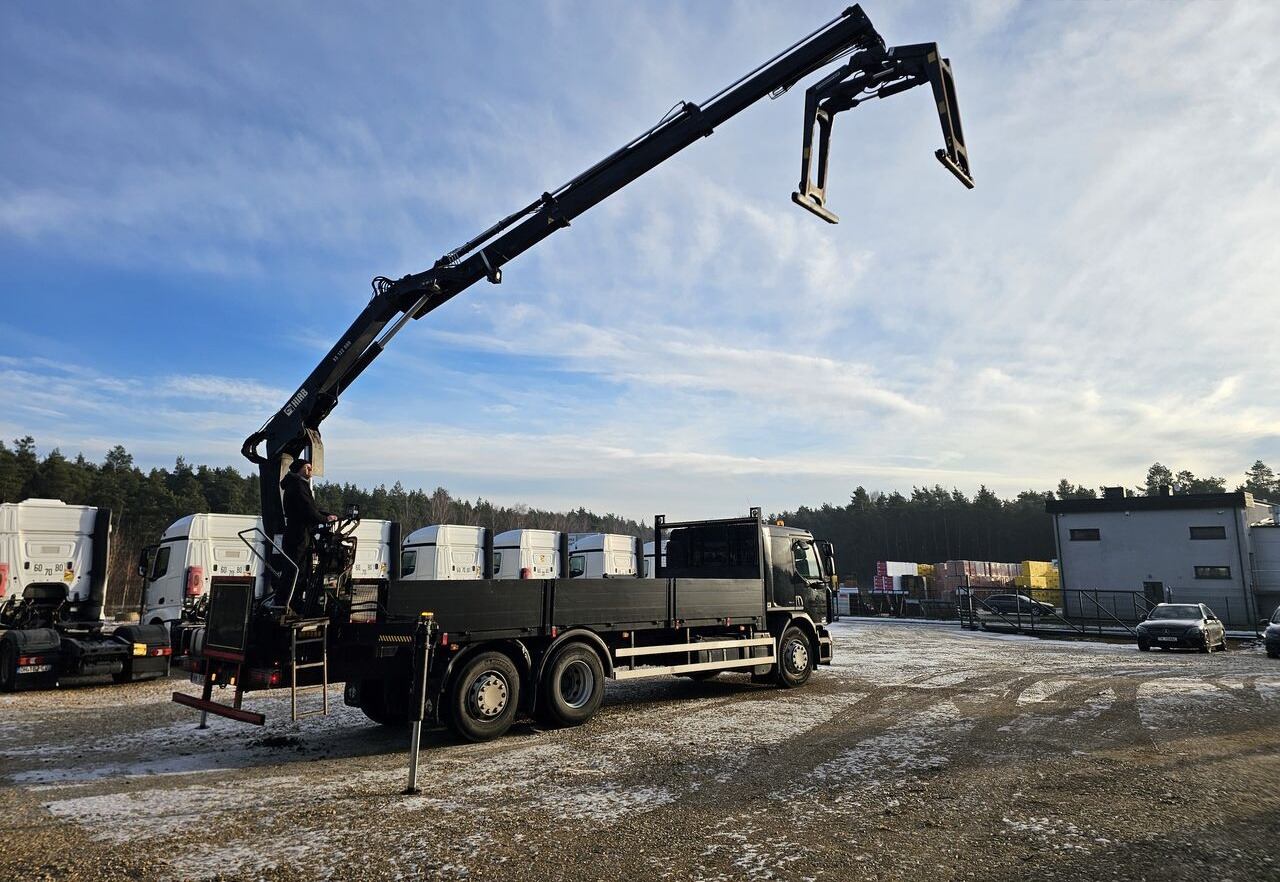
[3,0,1278,523]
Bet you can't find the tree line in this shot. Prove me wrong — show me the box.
[2,436,1275,605]
[774,461,1279,589]
[0,437,644,612]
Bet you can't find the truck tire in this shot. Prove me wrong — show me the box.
[776,625,813,688]
[446,651,521,743]
[537,643,604,728]
[0,638,16,693]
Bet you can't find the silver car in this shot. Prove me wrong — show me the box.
[1136,603,1226,653]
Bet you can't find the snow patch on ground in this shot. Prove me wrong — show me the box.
[1003,815,1108,854]
[532,783,676,823]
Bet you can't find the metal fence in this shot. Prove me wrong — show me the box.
[836,587,1263,634]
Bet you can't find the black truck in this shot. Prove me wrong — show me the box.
[178,509,837,741]
[174,5,973,738]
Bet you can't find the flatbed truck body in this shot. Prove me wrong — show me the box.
[178,511,837,740]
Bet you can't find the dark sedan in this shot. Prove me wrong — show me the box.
[1263,606,1280,659]
[980,593,1056,617]
[974,593,1057,630]
[1136,603,1226,653]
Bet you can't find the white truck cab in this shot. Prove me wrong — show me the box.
[139,513,261,629]
[567,533,637,578]
[400,524,486,581]
[0,499,102,617]
[492,529,559,579]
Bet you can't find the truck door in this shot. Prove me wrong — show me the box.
[768,535,828,621]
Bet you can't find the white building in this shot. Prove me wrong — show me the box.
[1046,488,1276,627]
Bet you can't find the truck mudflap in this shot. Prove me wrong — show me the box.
[0,628,63,691]
[114,623,173,682]
[818,631,833,665]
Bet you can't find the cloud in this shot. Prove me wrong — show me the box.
[2,1,1279,520]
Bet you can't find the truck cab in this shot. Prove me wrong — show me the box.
[567,533,638,578]
[138,513,262,632]
[492,529,560,579]
[399,524,486,581]
[661,517,834,625]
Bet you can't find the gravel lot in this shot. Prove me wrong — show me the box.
[2,621,1278,882]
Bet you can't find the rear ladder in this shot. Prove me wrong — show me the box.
[288,617,330,721]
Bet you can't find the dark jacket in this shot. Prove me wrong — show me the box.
[280,470,328,546]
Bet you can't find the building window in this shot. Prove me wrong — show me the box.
[1189,526,1226,540]
[1069,528,1100,541]
[1194,566,1232,580]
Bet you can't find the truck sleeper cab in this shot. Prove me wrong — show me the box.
[567,533,638,578]
[399,524,486,581]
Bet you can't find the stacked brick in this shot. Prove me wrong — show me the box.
[871,560,917,594]
[933,560,1021,601]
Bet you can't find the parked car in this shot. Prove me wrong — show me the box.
[979,593,1056,618]
[1262,605,1280,659]
[1136,603,1226,653]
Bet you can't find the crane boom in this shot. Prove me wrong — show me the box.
[241,5,973,537]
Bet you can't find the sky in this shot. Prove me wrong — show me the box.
[3,0,1278,524]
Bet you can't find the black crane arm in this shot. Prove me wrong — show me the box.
[242,5,973,535]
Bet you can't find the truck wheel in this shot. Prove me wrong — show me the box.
[0,639,16,693]
[537,643,604,728]
[446,652,521,743]
[776,625,813,688]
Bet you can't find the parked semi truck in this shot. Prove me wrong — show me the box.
[0,499,170,691]
[176,5,972,738]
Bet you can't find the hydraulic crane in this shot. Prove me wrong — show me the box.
[240,5,973,545]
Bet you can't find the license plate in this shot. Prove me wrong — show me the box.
[16,664,54,674]
[1157,636,1178,642]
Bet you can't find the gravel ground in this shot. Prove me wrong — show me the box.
[1,621,1278,882]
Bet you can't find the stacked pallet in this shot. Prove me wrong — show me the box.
[1013,560,1061,605]
[933,559,1022,600]
[872,560,917,594]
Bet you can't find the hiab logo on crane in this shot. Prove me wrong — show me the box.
[283,388,308,417]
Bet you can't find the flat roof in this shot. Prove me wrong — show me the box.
[1046,492,1252,515]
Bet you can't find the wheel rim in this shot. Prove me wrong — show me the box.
[558,659,594,709]
[783,637,809,675]
[466,671,510,719]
